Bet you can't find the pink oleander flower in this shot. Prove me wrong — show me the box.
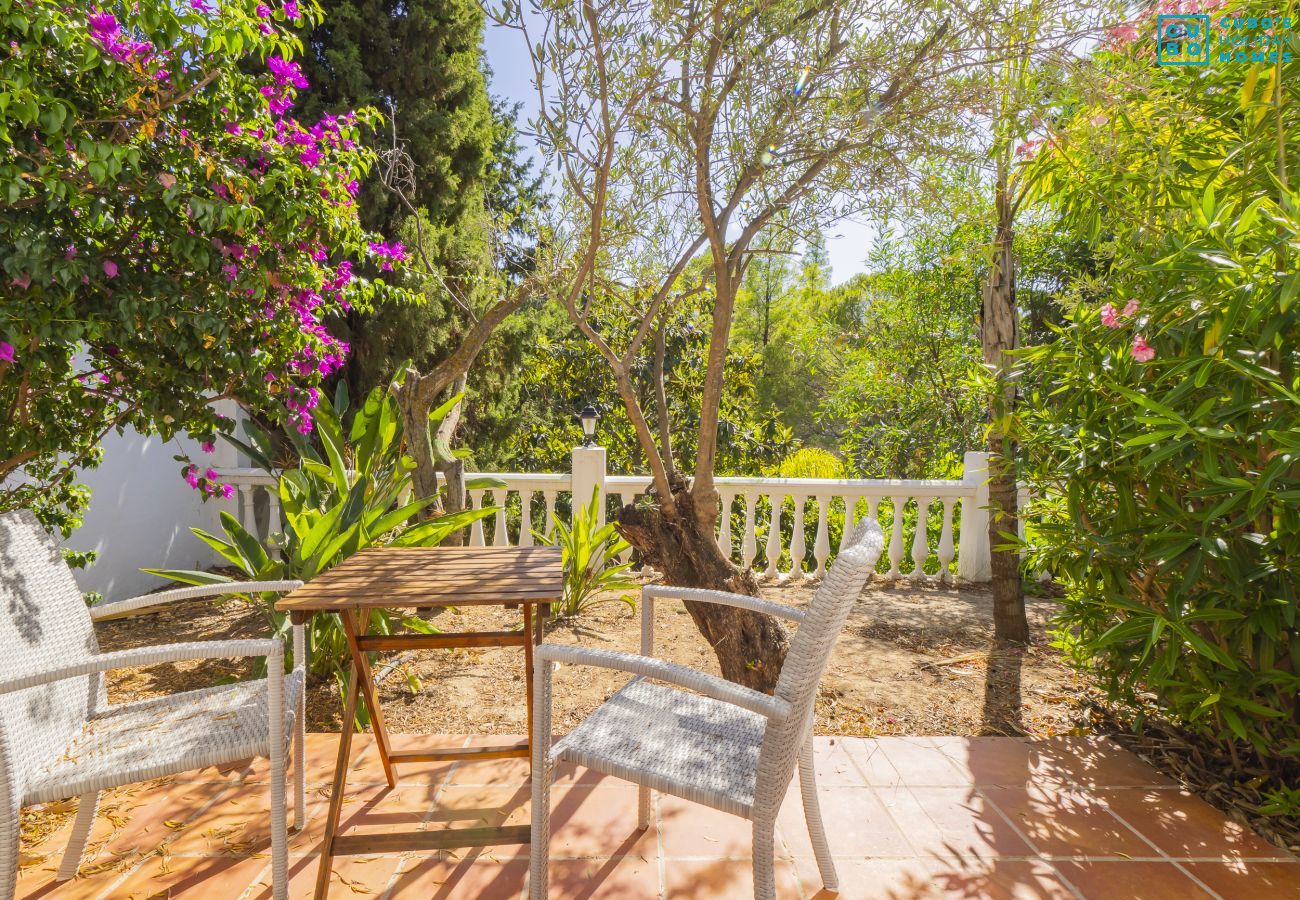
[201,440,216,453]
[1122,299,1140,317]
[0,342,14,363]
[1100,303,1120,328]
[1131,335,1156,362]
[102,259,118,278]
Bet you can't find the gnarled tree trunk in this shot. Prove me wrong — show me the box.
[617,474,789,693]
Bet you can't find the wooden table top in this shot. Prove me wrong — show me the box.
[274,545,564,612]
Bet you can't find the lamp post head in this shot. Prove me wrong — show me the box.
[578,404,600,447]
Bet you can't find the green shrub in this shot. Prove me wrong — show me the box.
[147,384,498,685]
[537,488,637,618]
[1017,14,1300,773]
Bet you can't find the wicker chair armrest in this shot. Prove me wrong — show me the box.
[91,580,304,621]
[641,586,805,623]
[535,644,790,721]
[0,640,283,695]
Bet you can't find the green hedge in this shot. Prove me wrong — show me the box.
[1017,5,1300,793]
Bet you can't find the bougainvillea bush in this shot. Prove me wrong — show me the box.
[1017,1,1300,784]
[0,0,410,540]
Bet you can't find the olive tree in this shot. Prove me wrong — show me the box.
[496,0,999,690]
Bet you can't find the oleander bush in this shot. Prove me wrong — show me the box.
[1016,5,1300,788]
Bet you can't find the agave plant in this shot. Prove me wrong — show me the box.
[147,383,499,688]
[535,488,638,618]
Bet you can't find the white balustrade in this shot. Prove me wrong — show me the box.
[216,456,992,583]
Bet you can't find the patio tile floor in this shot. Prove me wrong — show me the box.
[17,734,1298,899]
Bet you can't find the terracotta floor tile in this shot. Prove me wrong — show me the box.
[388,856,529,899]
[446,736,534,787]
[423,784,531,858]
[981,786,1156,858]
[549,785,658,860]
[659,795,767,860]
[83,782,233,861]
[874,785,1035,860]
[243,733,365,787]
[1050,860,1215,899]
[1181,860,1300,897]
[1026,737,1173,789]
[171,780,437,856]
[794,858,1074,900]
[806,737,871,786]
[791,857,941,900]
[1101,789,1284,860]
[924,858,1077,900]
[664,858,801,899]
[848,738,970,788]
[550,856,662,899]
[15,862,108,900]
[243,853,403,900]
[776,786,913,859]
[101,853,268,899]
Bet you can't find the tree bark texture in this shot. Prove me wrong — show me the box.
[982,178,1030,647]
[617,473,789,693]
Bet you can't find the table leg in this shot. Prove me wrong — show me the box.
[523,603,535,776]
[342,610,397,789]
[314,660,361,900]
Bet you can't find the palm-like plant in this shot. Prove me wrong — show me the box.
[536,488,637,618]
[147,383,499,686]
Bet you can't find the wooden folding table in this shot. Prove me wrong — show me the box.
[274,544,562,899]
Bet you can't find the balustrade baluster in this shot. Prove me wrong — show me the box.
[237,484,256,543]
[838,495,857,554]
[763,494,783,581]
[910,496,930,580]
[717,491,735,561]
[937,498,955,584]
[614,493,633,563]
[790,495,807,580]
[543,490,557,538]
[265,487,283,560]
[887,496,905,579]
[741,491,758,570]
[469,489,486,546]
[493,490,509,546]
[812,495,831,578]
[518,491,535,547]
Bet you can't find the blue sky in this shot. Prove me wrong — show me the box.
[481,22,874,285]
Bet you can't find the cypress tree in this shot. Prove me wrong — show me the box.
[296,0,498,395]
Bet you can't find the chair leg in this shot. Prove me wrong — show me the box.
[752,816,777,900]
[799,735,838,892]
[637,785,651,831]
[269,673,288,900]
[1,793,19,900]
[529,761,552,899]
[293,690,306,832]
[55,792,99,881]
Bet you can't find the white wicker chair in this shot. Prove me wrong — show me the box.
[529,518,885,900]
[0,510,306,900]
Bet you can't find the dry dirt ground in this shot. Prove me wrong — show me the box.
[92,578,1091,740]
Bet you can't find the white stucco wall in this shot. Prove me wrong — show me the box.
[64,428,220,602]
